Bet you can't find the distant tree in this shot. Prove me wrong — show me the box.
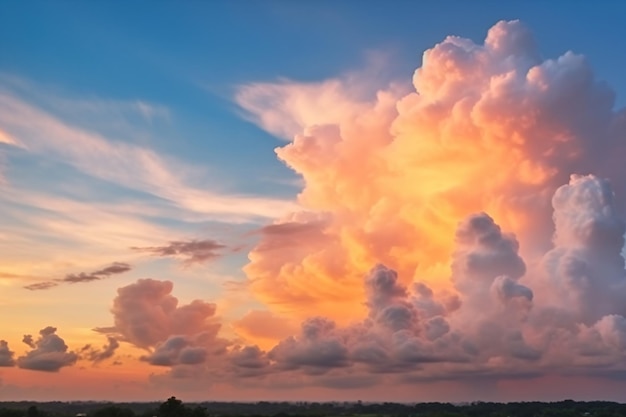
[159,397,187,417]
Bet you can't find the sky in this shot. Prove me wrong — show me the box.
[2,0,626,403]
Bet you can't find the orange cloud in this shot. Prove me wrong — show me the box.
[240,20,625,323]
[232,310,298,349]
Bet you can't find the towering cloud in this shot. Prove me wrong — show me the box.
[541,175,626,324]
[228,20,626,383]
[239,19,626,323]
[88,20,626,391]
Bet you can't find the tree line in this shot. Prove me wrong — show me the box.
[2,398,626,417]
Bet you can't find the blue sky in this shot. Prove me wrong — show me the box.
[3,0,626,402]
[3,2,625,187]
[3,1,625,204]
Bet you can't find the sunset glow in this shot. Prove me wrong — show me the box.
[2,1,626,403]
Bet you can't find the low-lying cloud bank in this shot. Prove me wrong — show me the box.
[97,173,626,390]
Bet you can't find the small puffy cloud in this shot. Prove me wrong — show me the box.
[0,340,15,367]
[98,279,233,385]
[17,327,78,372]
[132,239,227,266]
[22,334,35,348]
[104,279,220,349]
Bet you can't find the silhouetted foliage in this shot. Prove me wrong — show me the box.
[159,398,185,417]
[92,406,135,417]
[0,409,25,417]
[2,398,626,417]
[26,406,40,417]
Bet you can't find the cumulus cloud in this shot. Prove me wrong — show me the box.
[0,340,15,367]
[24,262,132,291]
[227,19,626,384]
[142,336,204,366]
[102,278,222,351]
[236,178,626,382]
[225,186,626,381]
[22,334,35,348]
[227,264,465,378]
[17,327,78,372]
[132,240,226,266]
[94,278,235,385]
[242,19,626,323]
[541,175,626,324]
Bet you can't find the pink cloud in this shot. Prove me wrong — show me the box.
[225,20,626,388]
[17,327,78,372]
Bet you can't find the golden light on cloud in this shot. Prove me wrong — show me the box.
[239,21,626,321]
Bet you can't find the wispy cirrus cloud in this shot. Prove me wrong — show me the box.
[63,262,132,284]
[0,78,296,291]
[22,282,59,291]
[235,50,403,141]
[0,127,19,146]
[0,78,298,223]
[24,262,132,291]
[132,239,228,266]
